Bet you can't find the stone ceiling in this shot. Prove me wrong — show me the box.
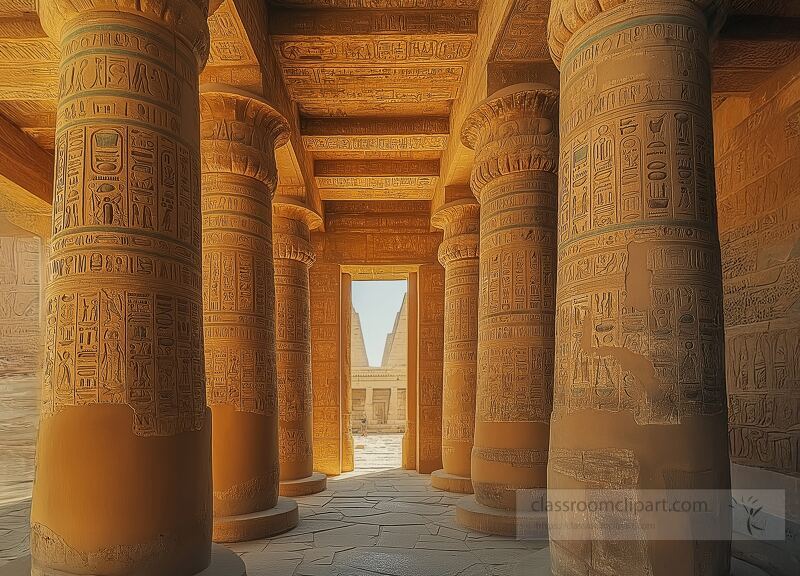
[0,0,799,215]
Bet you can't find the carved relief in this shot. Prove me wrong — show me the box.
[548,2,731,573]
[431,200,479,488]
[201,89,289,416]
[273,202,323,481]
[42,14,209,436]
[0,236,40,376]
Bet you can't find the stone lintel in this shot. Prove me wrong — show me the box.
[269,8,478,37]
[301,116,449,137]
[315,159,439,177]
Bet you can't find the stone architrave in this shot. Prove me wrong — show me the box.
[430,199,479,493]
[29,2,231,575]
[546,1,732,574]
[456,84,559,536]
[340,272,355,473]
[200,86,298,543]
[273,198,328,496]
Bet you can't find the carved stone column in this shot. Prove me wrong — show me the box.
[29,2,244,576]
[430,199,480,494]
[200,87,298,543]
[273,199,328,496]
[402,271,419,470]
[547,2,731,574]
[340,272,355,473]
[456,84,559,536]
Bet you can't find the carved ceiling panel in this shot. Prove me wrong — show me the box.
[269,7,478,117]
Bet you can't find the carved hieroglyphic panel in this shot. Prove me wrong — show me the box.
[202,173,276,415]
[206,1,258,67]
[716,59,800,478]
[269,7,477,116]
[42,14,207,437]
[491,0,550,62]
[301,116,449,160]
[0,235,40,376]
[310,262,342,475]
[554,8,727,426]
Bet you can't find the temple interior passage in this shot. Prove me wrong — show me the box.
[0,0,799,575]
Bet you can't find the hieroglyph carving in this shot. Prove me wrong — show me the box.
[431,200,479,482]
[200,90,289,416]
[40,1,211,436]
[273,203,321,479]
[547,1,731,574]
[0,236,41,376]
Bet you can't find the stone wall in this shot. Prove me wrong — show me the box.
[0,231,40,378]
[714,55,800,480]
[310,201,444,474]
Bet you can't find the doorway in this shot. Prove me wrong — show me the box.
[350,279,408,472]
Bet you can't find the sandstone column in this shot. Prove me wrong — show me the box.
[340,272,355,473]
[31,2,222,575]
[402,271,419,470]
[273,199,328,496]
[431,200,479,493]
[200,86,298,543]
[546,1,731,574]
[456,84,559,535]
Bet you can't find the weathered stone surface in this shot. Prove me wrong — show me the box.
[274,200,326,495]
[200,86,298,541]
[29,4,215,575]
[431,199,480,493]
[547,2,731,574]
[458,84,559,534]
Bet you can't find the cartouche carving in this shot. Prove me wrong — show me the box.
[200,85,299,541]
[457,83,558,535]
[547,2,731,574]
[431,199,479,493]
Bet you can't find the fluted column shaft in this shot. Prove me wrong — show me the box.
[547,1,731,574]
[431,200,480,493]
[32,3,212,575]
[200,87,298,542]
[458,84,559,535]
[273,203,327,496]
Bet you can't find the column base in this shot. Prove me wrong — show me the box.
[279,472,328,497]
[213,497,299,543]
[456,495,518,537]
[431,469,473,494]
[4,544,246,576]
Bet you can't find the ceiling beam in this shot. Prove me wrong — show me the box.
[302,116,449,155]
[269,8,478,37]
[0,112,53,204]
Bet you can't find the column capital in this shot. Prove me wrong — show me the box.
[461,83,559,197]
[547,0,729,67]
[200,85,290,192]
[431,199,480,265]
[273,200,321,266]
[38,0,211,67]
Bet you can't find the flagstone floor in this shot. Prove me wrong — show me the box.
[0,432,550,575]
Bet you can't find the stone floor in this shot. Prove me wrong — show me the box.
[0,433,550,575]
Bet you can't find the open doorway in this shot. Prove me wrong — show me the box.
[350,280,408,472]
